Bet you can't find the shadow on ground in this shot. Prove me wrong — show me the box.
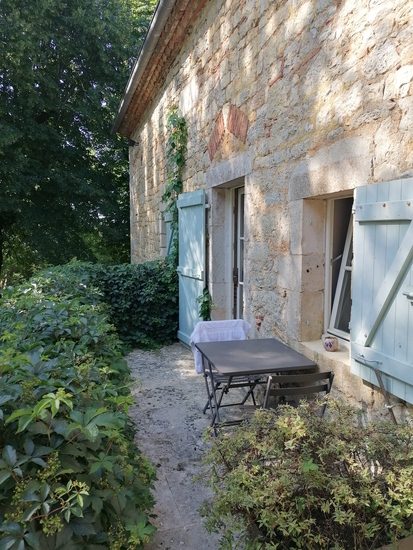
[128,343,221,550]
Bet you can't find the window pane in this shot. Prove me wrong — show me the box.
[240,192,245,237]
[346,236,353,267]
[239,284,244,319]
[333,271,351,333]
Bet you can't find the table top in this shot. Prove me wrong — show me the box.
[195,338,316,376]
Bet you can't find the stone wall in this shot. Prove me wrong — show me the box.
[129,0,413,412]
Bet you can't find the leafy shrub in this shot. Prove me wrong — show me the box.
[203,400,413,549]
[96,261,178,347]
[0,271,156,548]
[40,259,178,348]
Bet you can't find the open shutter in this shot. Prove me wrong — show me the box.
[351,179,413,402]
[177,189,206,345]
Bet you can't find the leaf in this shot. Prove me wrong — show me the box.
[23,532,41,550]
[17,414,35,434]
[22,489,41,503]
[0,471,11,485]
[70,506,84,518]
[0,537,17,550]
[24,439,35,456]
[69,411,83,424]
[0,523,22,536]
[52,419,71,437]
[5,408,31,425]
[70,518,96,536]
[0,395,13,406]
[40,483,50,501]
[3,446,17,467]
[23,503,41,521]
[90,411,124,429]
[28,421,49,435]
[83,425,99,441]
[83,408,107,426]
[31,458,47,468]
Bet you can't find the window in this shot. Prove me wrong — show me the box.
[233,187,245,319]
[160,211,173,257]
[325,197,353,340]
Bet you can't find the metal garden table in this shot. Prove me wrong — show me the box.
[195,337,316,431]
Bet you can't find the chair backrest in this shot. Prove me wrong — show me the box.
[263,371,334,414]
[190,319,251,373]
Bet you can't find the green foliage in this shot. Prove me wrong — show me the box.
[161,107,188,263]
[96,261,179,348]
[40,260,179,348]
[203,400,413,549]
[197,287,213,321]
[0,269,156,548]
[0,0,157,279]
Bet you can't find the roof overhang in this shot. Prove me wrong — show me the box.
[113,0,208,138]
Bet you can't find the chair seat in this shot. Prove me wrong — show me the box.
[263,370,334,415]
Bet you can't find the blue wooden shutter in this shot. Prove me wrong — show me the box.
[177,189,206,345]
[351,179,413,402]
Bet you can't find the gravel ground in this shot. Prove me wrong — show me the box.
[127,343,221,550]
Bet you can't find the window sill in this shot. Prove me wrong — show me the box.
[298,339,351,369]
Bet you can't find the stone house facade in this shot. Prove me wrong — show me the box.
[114,0,413,416]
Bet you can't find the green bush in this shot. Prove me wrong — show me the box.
[96,261,178,348]
[203,400,413,549]
[40,260,178,348]
[0,271,156,548]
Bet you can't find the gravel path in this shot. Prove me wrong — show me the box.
[127,343,220,550]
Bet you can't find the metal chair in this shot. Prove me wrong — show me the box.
[190,320,262,421]
[263,370,334,416]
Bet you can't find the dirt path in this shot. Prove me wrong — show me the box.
[128,343,220,550]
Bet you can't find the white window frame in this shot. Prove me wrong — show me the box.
[329,217,352,339]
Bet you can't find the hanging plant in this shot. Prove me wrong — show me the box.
[162,107,188,263]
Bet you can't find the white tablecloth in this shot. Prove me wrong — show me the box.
[190,319,251,373]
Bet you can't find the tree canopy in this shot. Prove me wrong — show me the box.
[0,0,156,280]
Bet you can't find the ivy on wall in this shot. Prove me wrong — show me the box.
[197,286,213,321]
[162,107,188,263]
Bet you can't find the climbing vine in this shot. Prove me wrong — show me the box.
[162,107,188,262]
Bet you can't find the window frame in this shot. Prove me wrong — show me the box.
[328,216,353,340]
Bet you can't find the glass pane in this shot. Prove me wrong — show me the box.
[239,284,244,319]
[240,192,245,238]
[333,271,351,333]
[239,239,244,282]
[346,236,353,267]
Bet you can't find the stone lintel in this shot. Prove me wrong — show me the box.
[289,135,372,201]
[206,152,252,188]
